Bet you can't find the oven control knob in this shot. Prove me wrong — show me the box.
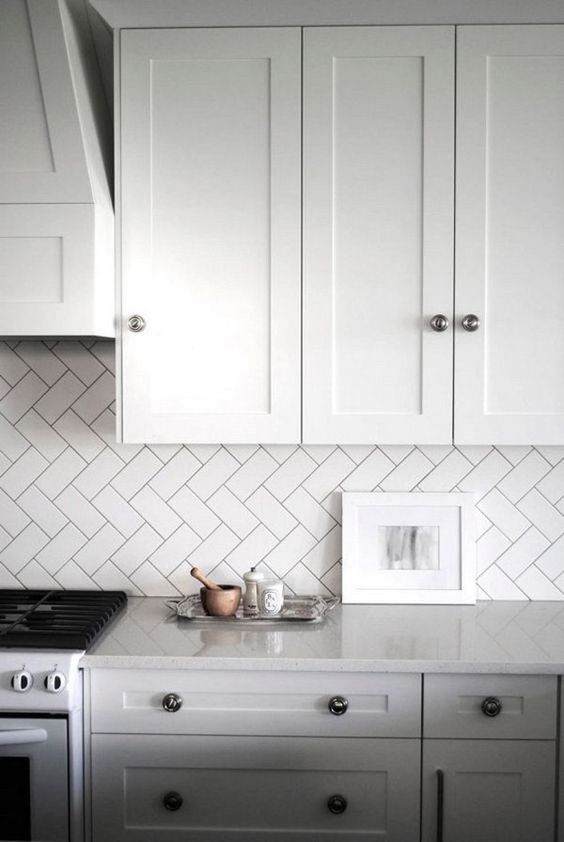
[44,671,66,694]
[11,670,33,692]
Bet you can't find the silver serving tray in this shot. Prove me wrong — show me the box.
[165,594,339,625]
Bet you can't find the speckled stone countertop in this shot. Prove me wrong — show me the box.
[78,598,564,673]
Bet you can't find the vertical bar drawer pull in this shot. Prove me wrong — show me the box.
[163,792,183,811]
[327,794,348,814]
[328,696,349,716]
[436,769,444,842]
[481,696,502,717]
[162,693,183,713]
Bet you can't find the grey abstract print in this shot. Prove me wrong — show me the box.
[378,525,439,570]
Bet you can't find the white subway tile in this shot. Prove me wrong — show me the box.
[168,486,220,539]
[496,451,552,503]
[303,450,356,501]
[207,487,258,539]
[0,524,49,573]
[130,486,182,538]
[35,372,86,424]
[188,449,240,501]
[74,524,125,575]
[246,487,297,539]
[35,524,87,575]
[53,410,105,463]
[0,372,48,423]
[284,487,337,539]
[35,448,87,498]
[111,524,163,576]
[226,448,278,501]
[17,487,67,538]
[92,486,144,538]
[52,341,104,385]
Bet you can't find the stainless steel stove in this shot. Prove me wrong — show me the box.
[0,590,127,842]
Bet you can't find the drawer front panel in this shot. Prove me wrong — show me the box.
[90,669,421,737]
[92,734,420,841]
[423,674,557,739]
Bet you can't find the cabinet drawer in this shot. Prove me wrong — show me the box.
[90,669,421,738]
[92,734,421,841]
[423,674,557,739]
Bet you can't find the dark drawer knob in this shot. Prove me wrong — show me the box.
[481,696,502,717]
[327,794,348,815]
[163,791,183,811]
[162,692,183,713]
[328,696,349,716]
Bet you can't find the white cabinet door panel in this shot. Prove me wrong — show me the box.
[92,734,421,841]
[303,26,454,444]
[455,25,564,443]
[422,739,555,842]
[120,28,301,443]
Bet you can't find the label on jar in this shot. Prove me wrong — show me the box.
[258,582,284,615]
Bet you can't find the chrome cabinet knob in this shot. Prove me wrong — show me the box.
[162,692,183,713]
[327,794,348,815]
[481,696,502,717]
[430,314,449,332]
[163,792,183,811]
[461,314,480,332]
[127,315,145,332]
[328,696,349,716]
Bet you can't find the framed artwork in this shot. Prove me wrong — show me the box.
[342,492,476,604]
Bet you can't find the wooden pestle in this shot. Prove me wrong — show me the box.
[190,566,222,591]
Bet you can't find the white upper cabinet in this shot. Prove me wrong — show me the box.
[115,15,564,445]
[455,25,564,444]
[303,27,455,444]
[119,27,301,443]
[0,0,114,337]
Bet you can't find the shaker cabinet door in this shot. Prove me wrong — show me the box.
[120,27,301,443]
[422,739,555,842]
[303,26,455,444]
[455,25,564,444]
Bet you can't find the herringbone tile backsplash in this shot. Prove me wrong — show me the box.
[1,340,564,599]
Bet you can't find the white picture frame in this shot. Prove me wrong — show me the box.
[342,492,476,604]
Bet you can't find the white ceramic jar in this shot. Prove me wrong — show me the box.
[257,579,284,616]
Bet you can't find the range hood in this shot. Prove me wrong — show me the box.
[0,0,114,337]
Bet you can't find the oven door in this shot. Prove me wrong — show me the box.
[0,716,69,842]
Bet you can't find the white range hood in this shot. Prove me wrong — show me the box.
[0,0,114,337]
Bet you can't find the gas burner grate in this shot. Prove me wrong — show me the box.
[0,590,127,649]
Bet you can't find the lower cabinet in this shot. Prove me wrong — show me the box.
[87,669,559,841]
[421,740,555,842]
[88,670,421,841]
[91,734,420,841]
[422,673,558,842]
